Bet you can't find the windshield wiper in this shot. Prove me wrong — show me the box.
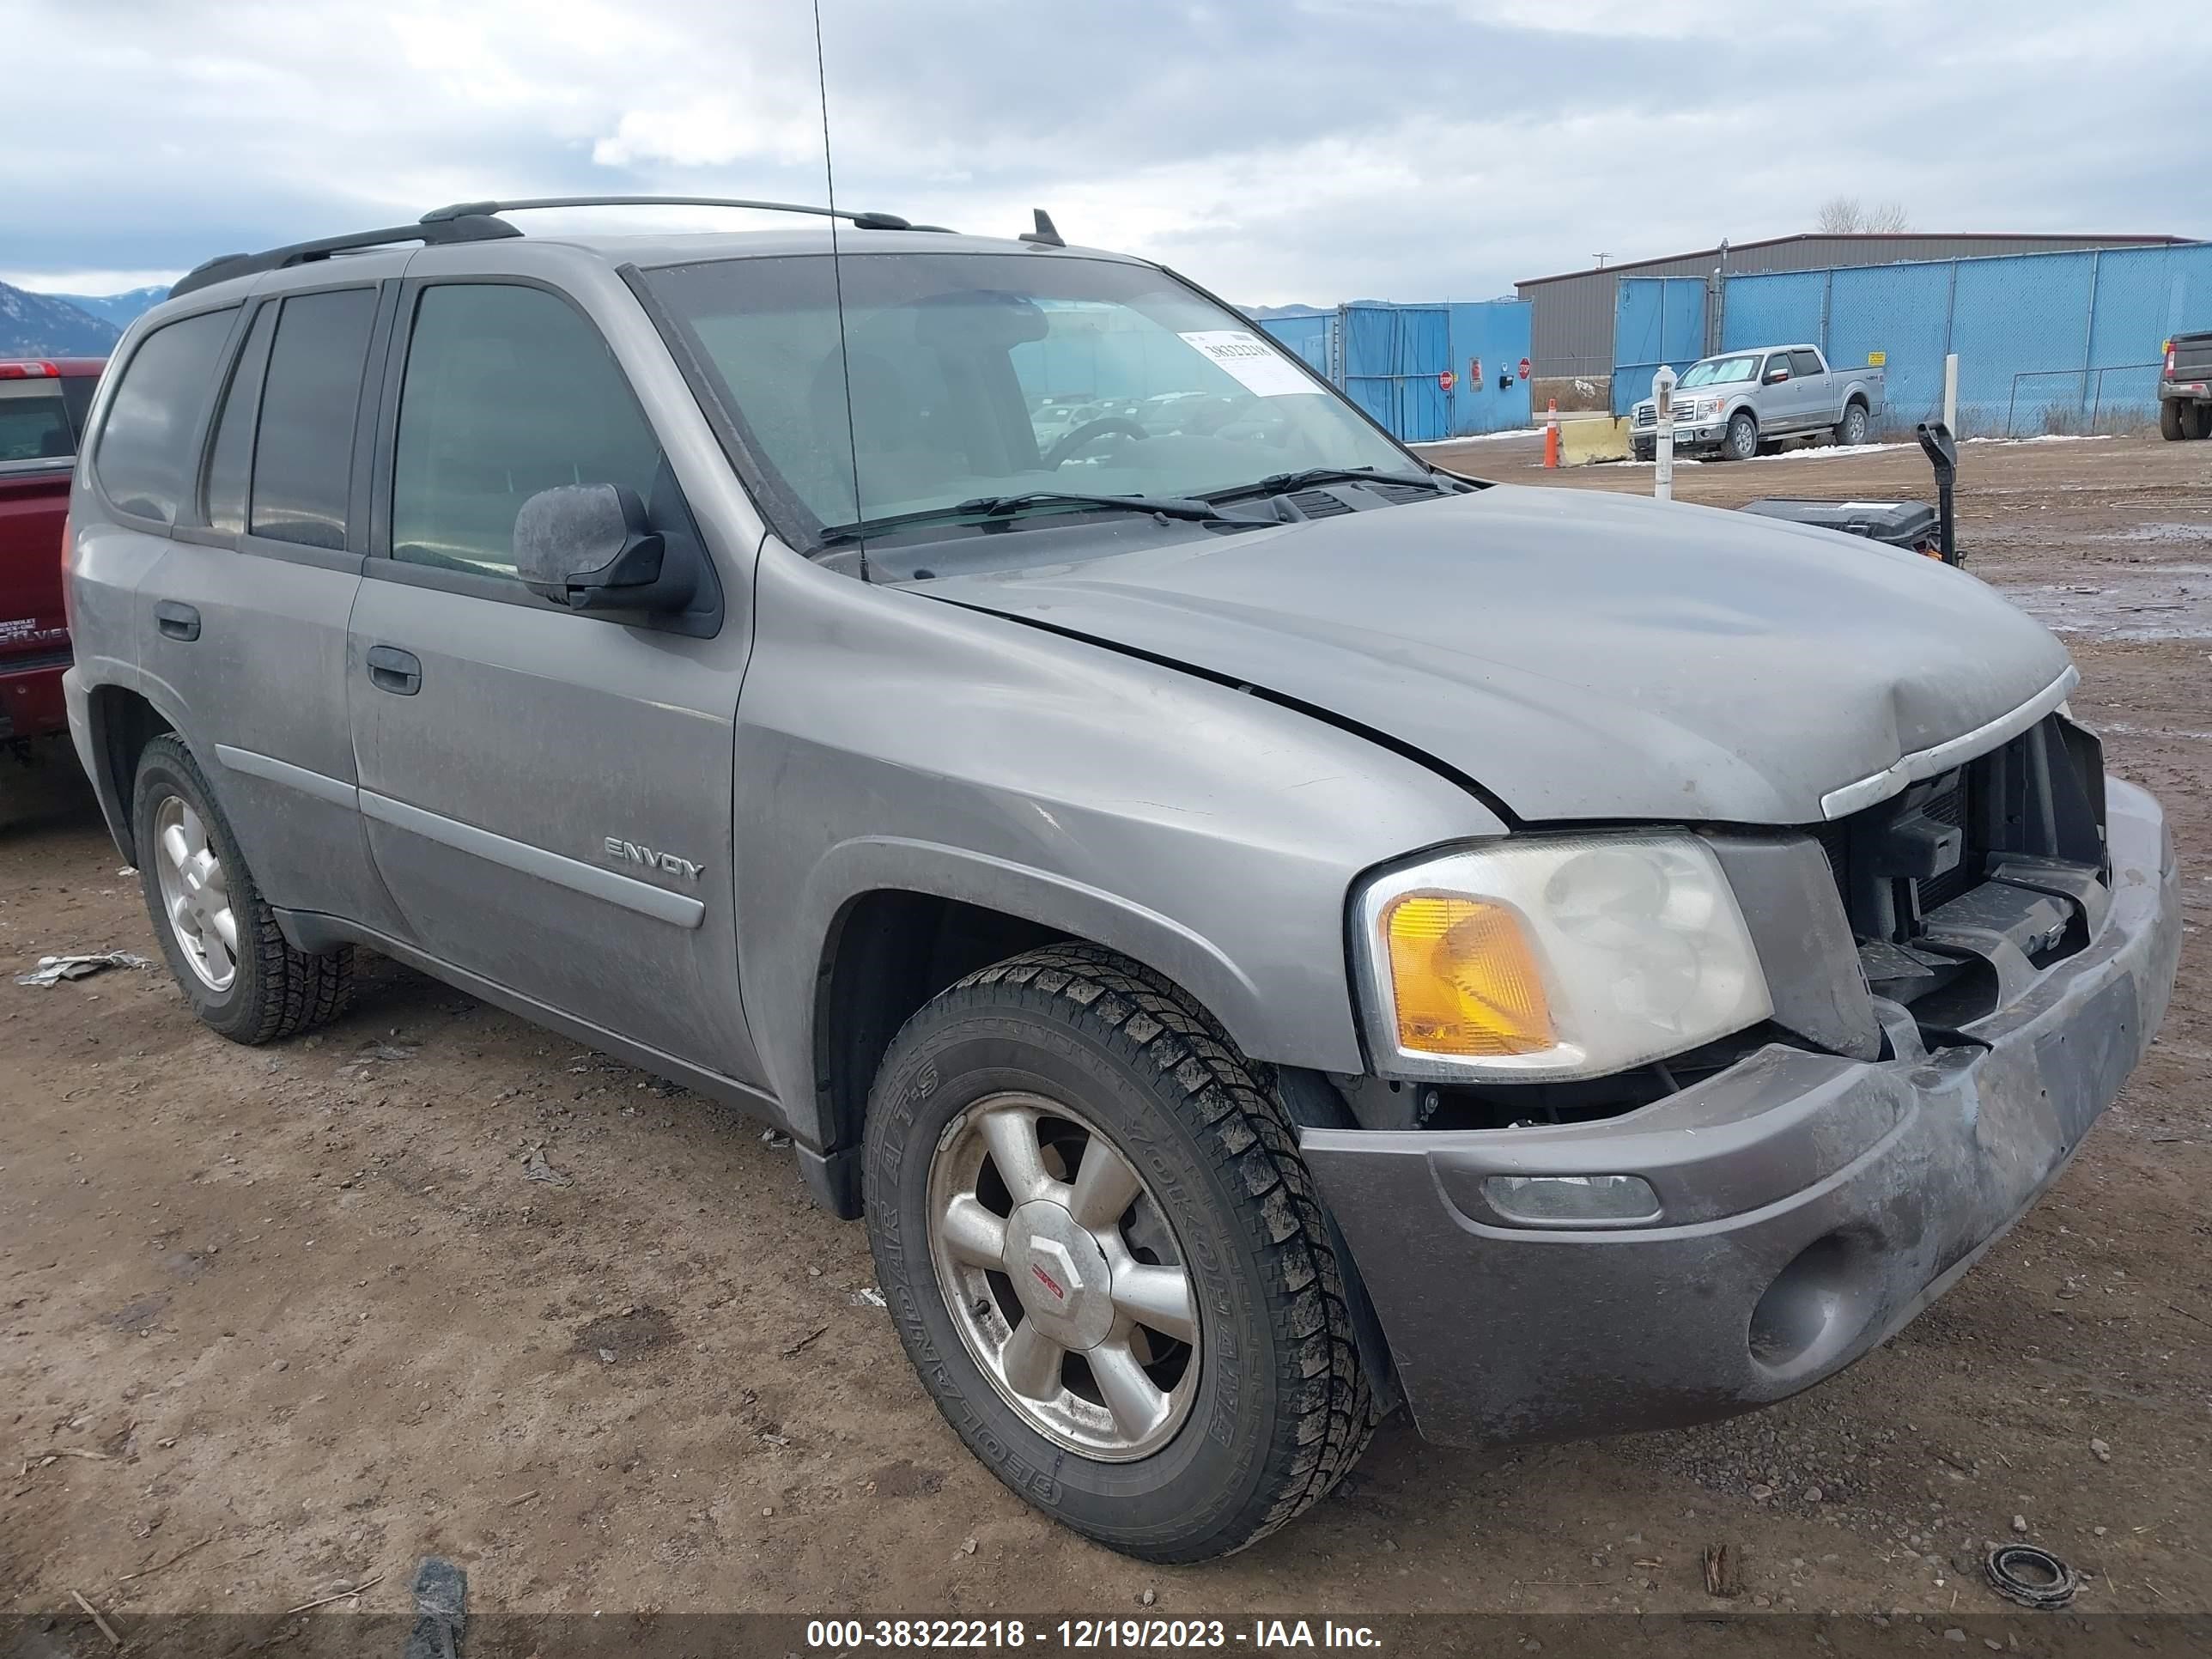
[1198,465,1448,505]
[817,490,1246,546]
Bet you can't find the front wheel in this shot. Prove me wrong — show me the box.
[1835,400,1870,447]
[1723,409,1759,461]
[862,944,1376,1561]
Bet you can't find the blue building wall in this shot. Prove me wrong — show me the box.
[1614,243,2212,435]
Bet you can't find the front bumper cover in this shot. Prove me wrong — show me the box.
[1302,775,2180,1448]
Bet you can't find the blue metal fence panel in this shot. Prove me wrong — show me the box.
[1256,312,1333,377]
[1719,269,1822,352]
[1261,298,1532,440]
[1612,276,1708,415]
[1826,262,1952,425]
[1446,301,1532,434]
[1342,302,1449,441]
[1697,243,2212,436]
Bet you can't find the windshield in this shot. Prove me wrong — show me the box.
[1677,354,1759,389]
[644,252,1413,544]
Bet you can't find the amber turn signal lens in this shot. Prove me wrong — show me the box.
[1383,896,1555,1056]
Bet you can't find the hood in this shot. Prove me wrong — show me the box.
[920,485,2075,824]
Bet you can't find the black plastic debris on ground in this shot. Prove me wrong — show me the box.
[403,1557,467,1659]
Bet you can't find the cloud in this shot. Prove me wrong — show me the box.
[2,0,2205,301]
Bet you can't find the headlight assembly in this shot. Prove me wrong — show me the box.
[1352,834,1772,1082]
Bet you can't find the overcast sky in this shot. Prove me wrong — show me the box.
[3,0,2207,303]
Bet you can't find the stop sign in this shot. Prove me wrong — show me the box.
[1437,368,1455,392]
[1517,357,1532,380]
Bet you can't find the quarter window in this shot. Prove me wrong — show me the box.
[249,288,377,550]
[202,304,276,537]
[94,307,237,524]
[391,284,662,578]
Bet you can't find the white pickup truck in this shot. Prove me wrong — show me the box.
[1632,343,1886,462]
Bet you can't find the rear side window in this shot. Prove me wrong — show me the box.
[94,307,236,523]
[391,284,661,578]
[248,289,377,550]
[0,381,73,464]
[203,305,276,537]
[1790,349,1825,378]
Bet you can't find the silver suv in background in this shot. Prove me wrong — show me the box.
[1632,343,1886,460]
[61,198,2178,1562]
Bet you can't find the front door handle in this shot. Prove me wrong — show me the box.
[154,600,201,641]
[365,644,422,696]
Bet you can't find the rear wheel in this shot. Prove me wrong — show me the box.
[132,735,352,1043]
[1835,400,1870,447]
[1723,409,1759,461]
[2161,399,2187,441]
[2186,402,2212,441]
[862,943,1375,1561]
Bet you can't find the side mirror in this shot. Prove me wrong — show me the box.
[514,484,691,615]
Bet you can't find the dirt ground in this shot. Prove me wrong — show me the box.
[3,434,2207,1631]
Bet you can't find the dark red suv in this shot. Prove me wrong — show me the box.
[0,356,101,750]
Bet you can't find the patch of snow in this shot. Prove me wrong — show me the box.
[1966,434,2116,446]
[1411,428,1543,446]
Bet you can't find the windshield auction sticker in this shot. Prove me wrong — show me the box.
[1178,330,1325,396]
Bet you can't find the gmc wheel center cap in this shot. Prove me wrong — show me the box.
[1005,1200,1115,1350]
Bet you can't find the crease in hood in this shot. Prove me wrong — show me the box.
[916,483,2075,824]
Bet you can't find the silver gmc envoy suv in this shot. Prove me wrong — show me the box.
[62,198,2180,1562]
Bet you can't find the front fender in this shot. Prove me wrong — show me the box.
[732,544,1505,1151]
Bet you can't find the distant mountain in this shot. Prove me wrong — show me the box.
[0,281,120,356]
[52,285,168,329]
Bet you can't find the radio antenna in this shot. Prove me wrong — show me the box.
[813,0,870,583]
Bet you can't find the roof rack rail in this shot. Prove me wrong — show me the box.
[169,214,520,299]
[169,195,961,303]
[419,195,935,233]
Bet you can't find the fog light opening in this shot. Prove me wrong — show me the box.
[1482,1172,1661,1227]
[1749,1233,1866,1372]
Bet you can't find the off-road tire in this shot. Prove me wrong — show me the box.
[1836,399,1870,447]
[2186,402,2212,441]
[2160,399,2185,441]
[861,942,1376,1561]
[131,735,353,1043]
[1723,408,1759,461]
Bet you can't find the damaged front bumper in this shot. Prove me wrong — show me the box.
[1301,775,2180,1448]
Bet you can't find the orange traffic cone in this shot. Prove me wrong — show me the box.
[1542,398,1560,468]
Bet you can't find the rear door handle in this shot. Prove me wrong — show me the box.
[365,644,422,696]
[154,600,200,641]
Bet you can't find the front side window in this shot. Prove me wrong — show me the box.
[94,307,237,523]
[645,252,1410,541]
[0,381,73,465]
[391,283,663,579]
[249,288,377,550]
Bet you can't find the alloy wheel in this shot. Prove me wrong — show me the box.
[153,794,237,992]
[925,1091,1201,1461]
